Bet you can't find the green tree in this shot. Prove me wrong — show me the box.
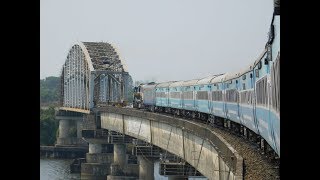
[40,76,60,106]
[40,106,58,145]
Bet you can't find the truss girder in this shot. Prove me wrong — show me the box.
[60,42,132,112]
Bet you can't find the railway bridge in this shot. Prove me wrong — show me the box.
[55,1,280,178]
[55,41,243,180]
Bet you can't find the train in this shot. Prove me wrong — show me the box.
[133,5,280,157]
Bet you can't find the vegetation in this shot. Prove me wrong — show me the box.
[40,76,60,145]
[40,76,60,106]
[40,106,58,145]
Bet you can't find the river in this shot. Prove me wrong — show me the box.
[40,158,80,180]
[40,158,207,180]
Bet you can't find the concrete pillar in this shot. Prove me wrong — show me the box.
[168,176,188,180]
[138,156,154,180]
[76,120,83,138]
[89,143,102,154]
[59,119,69,138]
[114,144,126,170]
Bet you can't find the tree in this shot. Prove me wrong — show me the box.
[40,106,58,145]
[40,76,60,106]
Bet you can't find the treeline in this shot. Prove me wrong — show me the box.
[40,76,60,106]
[40,106,58,145]
[40,76,60,145]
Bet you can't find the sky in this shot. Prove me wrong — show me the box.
[40,0,273,83]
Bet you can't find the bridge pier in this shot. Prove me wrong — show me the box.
[168,175,188,180]
[55,113,88,147]
[89,143,102,153]
[81,142,112,180]
[138,156,154,180]
[77,120,83,138]
[107,164,136,180]
[114,144,127,171]
[59,119,70,138]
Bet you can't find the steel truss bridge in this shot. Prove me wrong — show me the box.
[59,42,133,114]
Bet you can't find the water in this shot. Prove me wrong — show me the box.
[40,159,206,180]
[40,158,80,180]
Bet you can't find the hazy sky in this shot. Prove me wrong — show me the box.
[41,0,273,83]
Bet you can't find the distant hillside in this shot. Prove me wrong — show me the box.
[40,76,60,106]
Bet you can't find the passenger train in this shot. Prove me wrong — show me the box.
[133,4,280,158]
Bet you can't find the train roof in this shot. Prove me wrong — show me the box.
[196,74,223,85]
[210,74,227,84]
[224,71,240,81]
[169,81,185,87]
[180,79,201,87]
[253,48,267,66]
[156,81,176,88]
[238,65,253,76]
[142,83,157,90]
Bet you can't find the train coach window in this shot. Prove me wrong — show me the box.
[250,73,253,78]
[258,61,262,69]
[197,91,208,100]
[242,83,246,90]
[183,91,193,100]
[264,58,269,65]
[255,70,259,78]
[212,91,223,101]
[225,89,239,102]
[240,90,253,104]
[170,92,181,99]
[256,76,268,106]
[242,75,246,80]
[236,80,238,84]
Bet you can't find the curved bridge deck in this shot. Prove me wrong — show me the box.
[95,106,243,180]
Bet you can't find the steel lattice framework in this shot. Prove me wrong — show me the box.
[60,42,132,113]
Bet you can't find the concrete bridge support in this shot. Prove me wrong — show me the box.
[107,164,137,180]
[168,176,188,180]
[114,144,127,171]
[77,120,83,138]
[81,142,113,180]
[138,156,154,180]
[56,115,87,147]
[89,143,102,153]
[59,119,69,138]
[106,145,138,180]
